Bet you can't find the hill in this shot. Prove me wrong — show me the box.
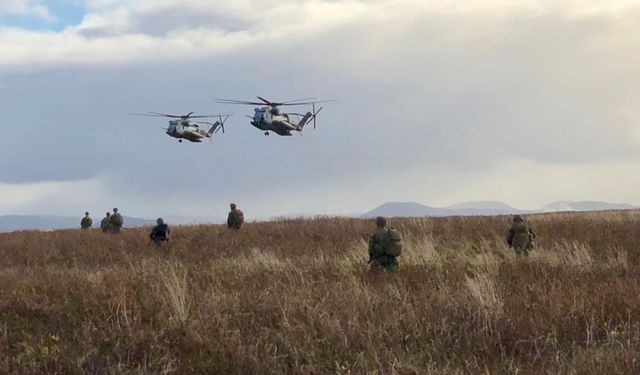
[364,200,637,218]
[541,201,639,212]
[0,215,154,233]
[363,201,529,218]
[0,211,639,372]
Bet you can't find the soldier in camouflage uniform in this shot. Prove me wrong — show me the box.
[149,218,170,247]
[100,212,111,233]
[368,216,399,272]
[108,208,124,234]
[80,212,92,230]
[507,215,536,256]
[227,203,244,230]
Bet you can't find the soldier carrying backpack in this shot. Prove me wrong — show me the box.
[227,203,244,230]
[149,218,170,247]
[100,212,111,233]
[108,208,124,234]
[507,215,536,256]
[368,216,403,272]
[80,212,93,230]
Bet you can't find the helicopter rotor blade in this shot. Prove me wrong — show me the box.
[132,112,182,118]
[276,99,336,107]
[257,96,272,105]
[187,115,223,119]
[132,111,230,119]
[215,97,335,107]
[310,102,325,129]
[147,111,182,118]
[282,97,317,104]
[313,106,323,129]
[214,98,265,106]
[259,97,321,107]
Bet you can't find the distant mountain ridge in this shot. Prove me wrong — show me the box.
[363,201,638,218]
[541,201,638,213]
[0,215,155,233]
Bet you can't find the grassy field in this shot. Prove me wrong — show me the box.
[0,211,639,373]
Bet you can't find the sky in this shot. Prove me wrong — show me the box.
[1,0,639,219]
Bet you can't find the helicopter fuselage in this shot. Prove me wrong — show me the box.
[251,107,302,136]
[167,120,211,143]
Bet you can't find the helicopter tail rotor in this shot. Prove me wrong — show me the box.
[200,114,230,137]
[286,102,326,130]
[311,102,324,129]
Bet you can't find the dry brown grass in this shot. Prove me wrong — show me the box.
[0,211,639,373]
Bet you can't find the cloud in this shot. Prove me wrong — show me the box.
[0,178,107,214]
[0,0,55,21]
[1,0,640,217]
[0,0,374,69]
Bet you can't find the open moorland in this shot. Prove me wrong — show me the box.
[0,211,639,373]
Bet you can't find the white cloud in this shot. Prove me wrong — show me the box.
[0,178,108,215]
[1,1,639,70]
[0,0,375,69]
[1,0,639,71]
[0,0,54,21]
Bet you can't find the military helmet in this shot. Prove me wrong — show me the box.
[85,212,89,216]
[230,203,237,210]
[113,208,119,213]
[105,212,111,216]
[513,215,524,223]
[157,218,164,224]
[375,216,387,227]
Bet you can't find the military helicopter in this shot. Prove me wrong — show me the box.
[214,97,331,136]
[135,112,230,143]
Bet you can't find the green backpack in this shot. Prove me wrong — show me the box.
[384,229,403,257]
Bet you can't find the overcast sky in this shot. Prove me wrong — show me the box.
[1,0,639,219]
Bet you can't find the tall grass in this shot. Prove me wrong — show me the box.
[0,211,639,373]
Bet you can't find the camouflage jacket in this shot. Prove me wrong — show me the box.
[507,222,536,250]
[80,217,92,229]
[369,228,389,258]
[227,209,244,229]
[109,213,123,228]
[100,217,111,232]
[150,224,170,241]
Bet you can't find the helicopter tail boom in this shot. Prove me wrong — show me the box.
[207,121,222,135]
[297,112,313,129]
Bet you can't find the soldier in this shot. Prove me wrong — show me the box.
[100,212,111,233]
[108,207,124,234]
[80,212,92,230]
[507,215,536,256]
[227,203,244,230]
[149,218,170,247]
[368,216,402,272]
